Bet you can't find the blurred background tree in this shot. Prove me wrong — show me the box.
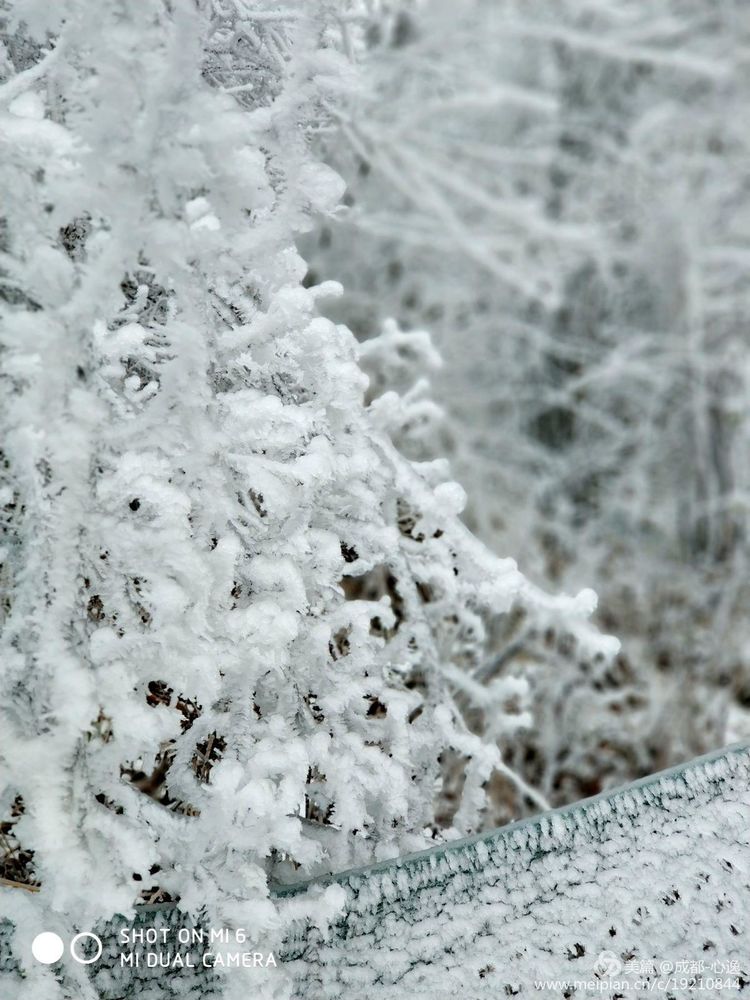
[303,0,750,808]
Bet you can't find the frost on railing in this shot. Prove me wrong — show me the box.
[278,744,750,998]
[1,745,748,998]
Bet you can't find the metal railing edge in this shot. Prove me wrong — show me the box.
[270,741,750,899]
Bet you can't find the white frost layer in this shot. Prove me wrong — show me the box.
[1,747,747,998]
[280,745,750,999]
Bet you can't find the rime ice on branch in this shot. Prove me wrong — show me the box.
[0,3,606,998]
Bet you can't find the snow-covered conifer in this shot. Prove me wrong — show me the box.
[0,2,602,996]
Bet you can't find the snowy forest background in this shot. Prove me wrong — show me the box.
[0,1,749,996]
[302,0,750,803]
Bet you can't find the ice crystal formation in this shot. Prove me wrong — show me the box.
[304,0,750,805]
[0,3,606,999]
[281,746,750,999]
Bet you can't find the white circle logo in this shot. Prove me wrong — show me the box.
[70,932,103,965]
[31,932,65,965]
[594,950,622,977]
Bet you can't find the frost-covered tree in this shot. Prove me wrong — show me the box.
[0,1,606,997]
[303,0,750,799]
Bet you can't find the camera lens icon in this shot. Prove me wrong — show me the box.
[70,932,103,964]
[31,932,64,965]
[32,931,103,965]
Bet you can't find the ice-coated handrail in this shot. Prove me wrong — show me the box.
[270,741,750,898]
[7,743,739,914]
